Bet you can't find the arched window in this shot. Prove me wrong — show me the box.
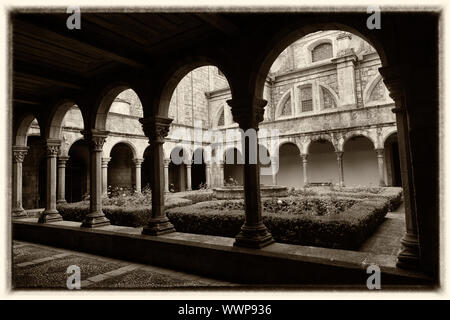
[311,43,333,62]
[369,79,386,102]
[280,95,292,116]
[217,109,225,126]
[300,85,313,112]
[321,87,336,109]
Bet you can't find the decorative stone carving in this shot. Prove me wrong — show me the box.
[227,97,267,130]
[133,158,143,167]
[12,146,28,163]
[139,116,173,143]
[375,148,384,158]
[45,140,61,157]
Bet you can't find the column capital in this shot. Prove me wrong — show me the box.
[378,65,406,103]
[12,145,29,163]
[375,148,384,157]
[139,116,173,143]
[300,153,309,162]
[133,158,144,167]
[82,129,109,152]
[44,139,61,157]
[102,157,111,167]
[226,97,267,130]
[57,156,70,166]
[335,151,344,159]
[164,159,170,167]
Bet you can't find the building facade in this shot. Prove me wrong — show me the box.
[22,30,399,209]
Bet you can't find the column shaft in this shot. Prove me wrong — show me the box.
[336,151,344,187]
[101,157,111,196]
[81,130,110,228]
[164,160,170,193]
[12,146,29,218]
[140,116,175,236]
[186,164,192,191]
[133,158,143,193]
[205,164,211,187]
[375,149,386,187]
[57,156,69,204]
[227,97,274,249]
[301,154,308,186]
[39,140,63,223]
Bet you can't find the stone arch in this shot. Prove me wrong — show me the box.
[342,135,378,186]
[382,129,398,146]
[107,140,138,159]
[275,89,294,118]
[318,83,340,109]
[341,131,376,151]
[156,57,233,118]
[94,83,142,131]
[14,113,40,147]
[306,135,337,154]
[45,99,83,140]
[363,73,391,106]
[277,141,304,188]
[223,147,244,185]
[169,144,192,165]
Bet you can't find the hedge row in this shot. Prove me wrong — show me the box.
[166,197,390,250]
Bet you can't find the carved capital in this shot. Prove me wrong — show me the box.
[164,159,171,167]
[44,139,61,157]
[133,158,144,167]
[375,148,384,157]
[102,157,111,167]
[12,146,28,163]
[139,116,173,144]
[379,66,406,103]
[82,130,109,152]
[301,154,309,162]
[335,151,344,160]
[227,97,267,130]
[57,156,70,167]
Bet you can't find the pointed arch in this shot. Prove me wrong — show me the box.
[275,89,294,118]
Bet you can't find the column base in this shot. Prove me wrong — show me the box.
[142,217,175,236]
[396,233,421,270]
[234,222,275,249]
[12,208,28,219]
[38,210,63,223]
[81,211,110,228]
[56,199,67,204]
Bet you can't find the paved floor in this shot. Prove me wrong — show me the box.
[12,240,239,289]
[359,203,406,255]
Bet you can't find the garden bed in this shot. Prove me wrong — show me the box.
[166,196,391,250]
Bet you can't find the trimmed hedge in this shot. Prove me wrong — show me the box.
[166,197,390,250]
[57,197,191,227]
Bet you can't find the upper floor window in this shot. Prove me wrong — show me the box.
[321,87,337,109]
[311,43,333,62]
[300,86,313,112]
[280,95,292,116]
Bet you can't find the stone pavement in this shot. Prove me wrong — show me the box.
[12,240,239,289]
[359,203,406,255]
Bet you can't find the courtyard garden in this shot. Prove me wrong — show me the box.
[55,185,402,251]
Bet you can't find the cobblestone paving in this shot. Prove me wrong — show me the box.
[12,241,239,289]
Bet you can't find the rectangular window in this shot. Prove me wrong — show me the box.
[301,86,313,112]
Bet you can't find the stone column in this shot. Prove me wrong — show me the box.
[218,161,225,187]
[101,157,111,196]
[336,151,344,187]
[133,158,143,193]
[164,159,170,193]
[331,49,357,107]
[301,154,308,186]
[38,140,63,223]
[227,97,274,248]
[205,163,211,187]
[12,146,29,218]
[186,161,192,191]
[57,156,69,204]
[140,116,175,235]
[375,148,386,187]
[81,130,110,228]
[270,156,278,185]
[380,66,420,270]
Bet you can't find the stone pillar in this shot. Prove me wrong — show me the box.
[133,158,143,193]
[101,157,111,196]
[270,156,278,185]
[186,161,192,191]
[81,130,110,228]
[164,159,170,193]
[301,154,308,186]
[227,97,274,248]
[218,161,224,187]
[12,146,29,218]
[331,46,357,107]
[38,140,63,223]
[336,151,344,187]
[57,156,69,204]
[375,148,386,187]
[140,116,175,235]
[205,163,211,187]
[380,66,420,270]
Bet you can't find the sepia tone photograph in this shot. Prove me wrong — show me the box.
[7,3,440,294]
